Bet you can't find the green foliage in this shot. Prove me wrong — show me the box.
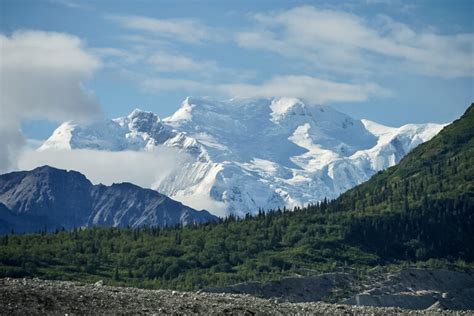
[0,104,473,290]
[338,104,474,259]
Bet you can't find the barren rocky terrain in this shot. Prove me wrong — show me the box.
[1,276,473,315]
[206,268,474,310]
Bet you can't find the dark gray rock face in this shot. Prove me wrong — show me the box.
[89,182,216,228]
[0,166,217,234]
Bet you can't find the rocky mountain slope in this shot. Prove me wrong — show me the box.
[0,166,216,234]
[40,97,445,216]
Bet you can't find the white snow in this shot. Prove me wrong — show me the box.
[165,97,193,123]
[39,97,445,216]
[38,122,75,151]
[270,97,305,121]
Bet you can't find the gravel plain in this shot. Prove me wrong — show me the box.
[1,277,473,315]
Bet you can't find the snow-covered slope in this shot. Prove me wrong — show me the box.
[40,97,445,216]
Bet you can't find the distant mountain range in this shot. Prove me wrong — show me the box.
[39,97,445,216]
[0,166,217,234]
[1,104,471,291]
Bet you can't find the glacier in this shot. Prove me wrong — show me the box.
[40,97,445,217]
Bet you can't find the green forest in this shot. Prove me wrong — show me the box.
[0,104,472,290]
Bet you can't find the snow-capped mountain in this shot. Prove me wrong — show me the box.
[40,97,445,217]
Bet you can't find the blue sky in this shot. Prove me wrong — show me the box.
[1,0,473,141]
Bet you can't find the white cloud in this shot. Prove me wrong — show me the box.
[236,6,474,78]
[92,47,141,62]
[141,77,214,93]
[141,74,389,105]
[148,52,218,73]
[107,14,213,44]
[219,75,390,104]
[365,0,391,4]
[172,191,227,217]
[118,34,171,47]
[0,30,101,172]
[145,51,257,82]
[49,0,92,10]
[18,147,192,190]
[91,47,144,68]
[0,30,101,122]
[14,146,218,215]
[16,147,221,213]
[0,126,25,176]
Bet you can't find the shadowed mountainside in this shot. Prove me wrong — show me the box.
[0,166,217,234]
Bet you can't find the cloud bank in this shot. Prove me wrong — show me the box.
[236,6,474,78]
[17,147,226,215]
[141,74,389,105]
[0,30,101,172]
[219,75,391,104]
[18,147,191,190]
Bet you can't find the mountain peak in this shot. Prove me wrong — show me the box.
[30,165,91,184]
[129,108,144,116]
[165,97,196,123]
[32,164,76,175]
[39,98,446,216]
[125,108,162,134]
[32,165,57,172]
[128,108,158,120]
[0,166,218,233]
[270,97,307,121]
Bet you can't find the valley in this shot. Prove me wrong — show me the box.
[1,104,472,300]
[1,1,472,314]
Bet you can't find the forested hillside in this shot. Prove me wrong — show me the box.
[335,103,474,260]
[0,104,472,290]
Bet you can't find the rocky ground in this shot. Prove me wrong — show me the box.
[1,277,473,315]
[343,268,474,310]
[206,268,474,310]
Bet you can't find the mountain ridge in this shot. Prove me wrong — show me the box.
[0,103,471,293]
[39,97,445,216]
[0,165,217,234]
